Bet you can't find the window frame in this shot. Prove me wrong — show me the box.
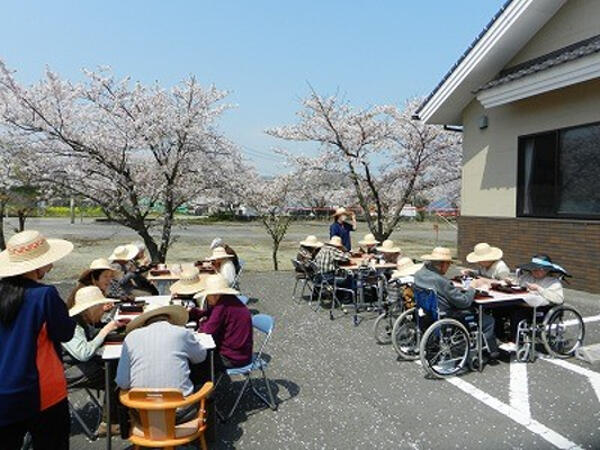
[516,120,600,220]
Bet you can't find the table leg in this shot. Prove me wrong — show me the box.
[478,305,483,372]
[530,306,537,362]
[105,360,112,450]
[207,349,216,443]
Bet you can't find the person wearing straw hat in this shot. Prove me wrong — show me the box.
[376,239,402,263]
[115,304,208,424]
[329,207,357,251]
[190,274,252,371]
[62,286,121,436]
[297,235,323,264]
[130,240,151,267]
[357,233,379,255]
[107,244,158,300]
[414,246,499,359]
[388,257,424,310]
[66,258,117,312]
[314,235,351,275]
[462,243,510,281]
[170,266,207,306]
[207,246,237,287]
[210,237,241,273]
[0,230,76,448]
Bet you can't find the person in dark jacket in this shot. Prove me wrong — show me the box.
[0,230,76,450]
[414,247,499,358]
[329,207,356,251]
[191,274,253,371]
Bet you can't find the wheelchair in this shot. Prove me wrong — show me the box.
[514,303,585,362]
[373,277,408,345]
[391,286,434,360]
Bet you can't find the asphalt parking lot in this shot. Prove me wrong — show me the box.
[64,271,600,450]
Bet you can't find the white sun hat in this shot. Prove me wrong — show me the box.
[466,242,503,263]
[109,244,139,262]
[206,247,234,261]
[69,286,118,317]
[327,236,345,248]
[125,304,189,334]
[78,258,116,283]
[332,207,349,217]
[420,247,455,262]
[391,257,424,279]
[170,266,207,295]
[299,235,324,248]
[358,233,380,246]
[376,239,402,253]
[0,230,74,278]
[193,274,240,300]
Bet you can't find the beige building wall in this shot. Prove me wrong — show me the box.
[461,77,600,218]
[508,0,600,67]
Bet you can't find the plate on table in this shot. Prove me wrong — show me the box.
[150,269,171,276]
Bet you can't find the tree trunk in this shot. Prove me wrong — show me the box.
[272,242,279,271]
[18,212,26,232]
[70,197,75,224]
[0,202,6,250]
[134,224,161,263]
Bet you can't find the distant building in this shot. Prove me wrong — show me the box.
[415,0,600,292]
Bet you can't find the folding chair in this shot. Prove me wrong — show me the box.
[216,314,277,421]
[119,382,213,450]
[291,259,313,303]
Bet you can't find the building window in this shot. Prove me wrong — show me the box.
[517,122,600,219]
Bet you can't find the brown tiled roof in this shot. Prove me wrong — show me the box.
[476,34,600,93]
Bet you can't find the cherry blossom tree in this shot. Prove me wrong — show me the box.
[243,173,293,271]
[267,91,461,241]
[0,62,241,262]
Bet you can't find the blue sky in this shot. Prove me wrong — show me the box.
[0,0,505,175]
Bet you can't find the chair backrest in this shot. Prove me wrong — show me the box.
[413,285,439,321]
[252,314,274,364]
[119,383,213,442]
[291,259,307,274]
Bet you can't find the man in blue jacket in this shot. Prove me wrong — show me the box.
[329,208,356,251]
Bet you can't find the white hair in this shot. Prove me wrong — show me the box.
[210,237,224,250]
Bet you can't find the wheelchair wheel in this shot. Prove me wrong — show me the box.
[541,305,585,358]
[419,318,470,379]
[373,312,395,345]
[392,308,420,360]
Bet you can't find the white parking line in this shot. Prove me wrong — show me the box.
[446,376,582,450]
[509,359,530,419]
[564,313,600,326]
[540,356,600,402]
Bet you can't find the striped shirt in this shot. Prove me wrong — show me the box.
[115,321,207,396]
[314,244,350,274]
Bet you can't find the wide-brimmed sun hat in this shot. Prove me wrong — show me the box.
[332,207,349,217]
[391,257,423,279]
[420,247,454,262]
[125,304,189,334]
[69,286,118,317]
[300,235,324,248]
[78,258,116,283]
[207,247,234,261]
[466,243,503,263]
[170,266,207,295]
[109,244,139,262]
[193,274,240,300]
[0,230,74,278]
[327,236,345,248]
[359,233,379,246]
[376,239,401,253]
[518,255,570,276]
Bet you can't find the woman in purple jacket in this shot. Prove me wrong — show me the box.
[190,274,253,370]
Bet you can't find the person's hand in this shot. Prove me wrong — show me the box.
[470,278,487,289]
[460,269,471,276]
[527,283,540,292]
[102,303,114,312]
[101,320,120,336]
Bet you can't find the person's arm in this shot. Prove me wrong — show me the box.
[349,212,357,231]
[536,280,564,305]
[188,307,209,322]
[333,249,350,263]
[495,261,511,280]
[441,280,475,309]
[200,303,225,336]
[183,330,207,364]
[221,262,236,286]
[115,341,132,390]
[44,286,76,343]
[63,325,106,362]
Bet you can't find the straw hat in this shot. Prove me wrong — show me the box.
[0,230,73,278]
[207,247,234,261]
[391,257,423,279]
[359,233,379,246]
[170,267,206,295]
[78,258,116,283]
[332,207,349,217]
[300,235,324,248]
[69,286,118,317]
[193,274,240,300]
[327,236,345,248]
[466,243,503,263]
[420,247,454,262]
[376,239,401,253]
[109,244,138,262]
[125,304,189,334]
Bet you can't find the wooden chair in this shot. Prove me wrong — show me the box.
[119,382,213,450]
